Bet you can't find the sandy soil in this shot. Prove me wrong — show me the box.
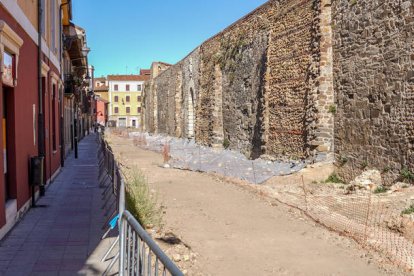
[109,134,408,276]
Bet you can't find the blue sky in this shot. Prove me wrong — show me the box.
[72,0,268,77]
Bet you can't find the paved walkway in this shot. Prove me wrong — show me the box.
[0,134,116,275]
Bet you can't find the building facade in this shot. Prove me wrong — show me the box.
[62,21,91,157]
[108,75,149,128]
[94,77,109,126]
[0,0,91,239]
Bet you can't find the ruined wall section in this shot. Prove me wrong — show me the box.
[155,69,172,134]
[143,81,152,132]
[181,49,200,139]
[332,0,414,180]
[265,0,322,159]
[197,38,221,146]
[146,0,332,161]
[213,10,269,157]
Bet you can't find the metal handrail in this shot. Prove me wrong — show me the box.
[97,131,183,276]
[120,210,184,276]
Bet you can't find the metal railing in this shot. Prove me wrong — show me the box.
[96,131,183,276]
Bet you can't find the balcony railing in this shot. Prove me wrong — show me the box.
[64,74,75,95]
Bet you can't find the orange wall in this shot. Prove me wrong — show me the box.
[17,0,38,30]
[96,100,106,125]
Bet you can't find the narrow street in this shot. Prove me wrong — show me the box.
[0,135,115,275]
[110,134,404,276]
[0,0,413,274]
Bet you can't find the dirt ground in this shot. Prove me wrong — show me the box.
[109,134,408,276]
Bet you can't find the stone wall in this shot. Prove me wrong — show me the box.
[332,0,414,180]
[144,0,335,161]
[143,62,172,133]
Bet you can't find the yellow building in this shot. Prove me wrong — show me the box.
[94,77,109,101]
[107,75,149,128]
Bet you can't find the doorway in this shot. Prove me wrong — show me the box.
[2,86,13,201]
[187,88,195,138]
[118,118,126,128]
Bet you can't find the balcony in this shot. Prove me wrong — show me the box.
[64,74,75,95]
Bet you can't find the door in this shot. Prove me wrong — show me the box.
[2,87,11,200]
[118,118,126,128]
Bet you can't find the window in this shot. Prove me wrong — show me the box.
[114,84,118,91]
[137,96,142,102]
[137,84,142,91]
[114,96,119,102]
[137,107,142,113]
[50,0,56,51]
[41,0,46,36]
[126,84,130,91]
[2,52,14,87]
[126,96,130,102]
[114,107,119,113]
[126,107,130,113]
[52,84,56,151]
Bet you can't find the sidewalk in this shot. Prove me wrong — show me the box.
[0,134,116,275]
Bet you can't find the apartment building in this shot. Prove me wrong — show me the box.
[94,77,109,126]
[108,74,149,128]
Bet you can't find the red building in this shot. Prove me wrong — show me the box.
[96,97,109,127]
[0,0,90,239]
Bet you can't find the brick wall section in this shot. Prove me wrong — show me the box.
[265,0,322,159]
[197,38,220,146]
[332,0,414,180]
[145,0,334,160]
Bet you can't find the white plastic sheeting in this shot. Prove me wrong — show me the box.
[129,132,326,184]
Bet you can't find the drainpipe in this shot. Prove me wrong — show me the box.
[38,0,46,197]
[59,0,70,167]
[49,84,52,189]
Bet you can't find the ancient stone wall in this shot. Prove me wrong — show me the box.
[154,66,181,136]
[181,50,200,139]
[143,62,172,133]
[332,0,414,180]
[145,0,334,161]
[265,0,324,159]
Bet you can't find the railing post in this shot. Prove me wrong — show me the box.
[118,177,126,275]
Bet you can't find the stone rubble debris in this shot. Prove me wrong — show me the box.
[350,169,382,190]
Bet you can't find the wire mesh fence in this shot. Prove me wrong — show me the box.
[302,180,414,272]
[116,130,414,273]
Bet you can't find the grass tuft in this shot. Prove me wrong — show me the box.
[373,186,388,194]
[400,168,414,183]
[328,105,337,114]
[401,204,414,215]
[325,173,343,184]
[125,170,163,229]
[223,138,230,149]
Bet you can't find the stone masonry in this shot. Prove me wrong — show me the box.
[143,0,413,181]
[143,0,335,161]
[332,0,414,180]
